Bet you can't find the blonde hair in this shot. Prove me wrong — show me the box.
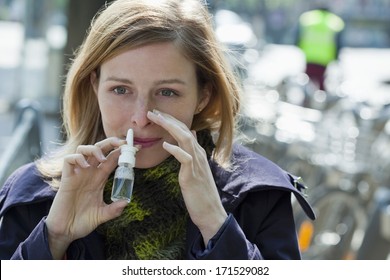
[37,0,241,188]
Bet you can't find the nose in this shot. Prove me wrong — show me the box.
[131,96,153,128]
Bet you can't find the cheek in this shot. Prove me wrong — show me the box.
[164,103,197,129]
[168,111,195,131]
[182,114,195,129]
[98,95,128,136]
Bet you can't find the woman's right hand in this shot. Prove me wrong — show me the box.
[45,137,127,259]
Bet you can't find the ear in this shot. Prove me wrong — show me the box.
[90,70,99,95]
[196,84,211,114]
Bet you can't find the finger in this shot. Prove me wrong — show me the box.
[76,145,107,166]
[64,154,90,168]
[147,110,195,147]
[63,154,90,175]
[163,141,193,165]
[96,147,121,177]
[94,137,127,155]
[100,200,128,223]
[147,110,188,131]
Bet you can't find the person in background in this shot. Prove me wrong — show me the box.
[0,0,314,260]
[296,6,345,91]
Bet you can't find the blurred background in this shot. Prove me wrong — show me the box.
[0,0,390,259]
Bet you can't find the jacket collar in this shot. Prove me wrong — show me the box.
[210,144,315,220]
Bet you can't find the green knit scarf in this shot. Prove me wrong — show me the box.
[97,130,214,260]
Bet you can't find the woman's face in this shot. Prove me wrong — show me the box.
[92,42,209,168]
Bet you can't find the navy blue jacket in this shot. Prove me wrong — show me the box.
[0,144,314,259]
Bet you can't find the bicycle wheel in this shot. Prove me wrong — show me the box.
[294,188,367,259]
[356,187,390,259]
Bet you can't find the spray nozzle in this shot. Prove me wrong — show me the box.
[118,128,137,166]
[126,128,133,146]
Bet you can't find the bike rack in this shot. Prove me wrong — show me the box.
[380,190,390,241]
[0,99,43,187]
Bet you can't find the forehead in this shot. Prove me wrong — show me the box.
[100,42,197,79]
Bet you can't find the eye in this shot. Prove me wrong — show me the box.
[113,86,128,95]
[159,89,177,97]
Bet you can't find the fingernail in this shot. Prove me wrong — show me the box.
[83,160,91,168]
[162,141,174,148]
[148,110,163,119]
[111,137,122,146]
[152,109,161,116]
[147,110,155,117]
[135,144,142,151]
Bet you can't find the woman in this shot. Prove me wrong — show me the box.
[0,0,314,260]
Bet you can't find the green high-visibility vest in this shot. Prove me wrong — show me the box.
[298,10,344,66]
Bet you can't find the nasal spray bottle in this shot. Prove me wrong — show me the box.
[111,129,137,203]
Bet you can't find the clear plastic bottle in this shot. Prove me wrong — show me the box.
[111,129,137,203]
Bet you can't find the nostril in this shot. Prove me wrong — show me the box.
[130,98,154,127]
[131,111,153,127]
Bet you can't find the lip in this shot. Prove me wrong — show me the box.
[133,137,162,148]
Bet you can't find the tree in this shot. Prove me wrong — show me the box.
[64,0,111,62]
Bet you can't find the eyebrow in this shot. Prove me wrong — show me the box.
[104,76,187,86]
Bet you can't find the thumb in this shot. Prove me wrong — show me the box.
[100,200,128,223]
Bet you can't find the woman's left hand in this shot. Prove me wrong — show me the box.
[147,110,227,245]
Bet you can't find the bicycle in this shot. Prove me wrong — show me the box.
[355,111,390,259]
[293,98,390,259]
[240,68,390,259]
